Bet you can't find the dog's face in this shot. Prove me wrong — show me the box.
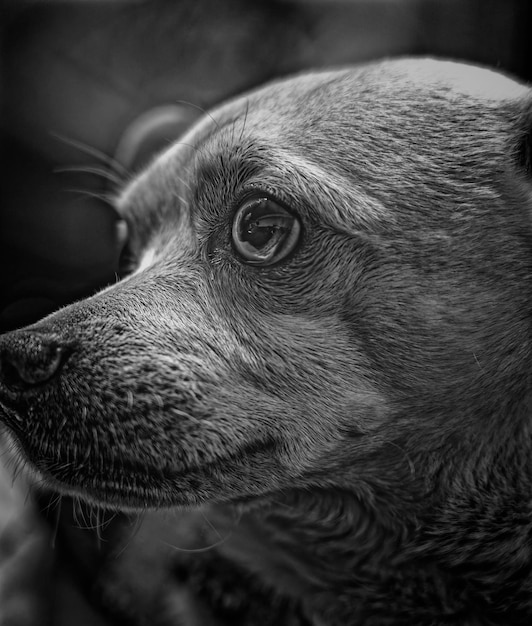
[0,59,531,511]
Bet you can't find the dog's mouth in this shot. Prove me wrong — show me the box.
[2,415,279,511]
[34,460,174,511]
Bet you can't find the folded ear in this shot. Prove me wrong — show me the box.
[114,104,200,173]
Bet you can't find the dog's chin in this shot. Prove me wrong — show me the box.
[3,424,279,512]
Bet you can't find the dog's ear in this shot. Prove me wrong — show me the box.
[515,88,532,178]
[516,124,532,177]
[114,104,200,173]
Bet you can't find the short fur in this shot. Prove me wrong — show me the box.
[1,58,532,625]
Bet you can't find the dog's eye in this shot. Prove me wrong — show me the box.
[232,197,301,265]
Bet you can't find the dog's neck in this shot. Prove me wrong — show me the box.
[215,442,532,623]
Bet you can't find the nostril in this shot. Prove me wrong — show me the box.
[0,334,70,389]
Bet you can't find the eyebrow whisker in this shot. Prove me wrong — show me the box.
[175,99,221,131]
[50,131,130,178]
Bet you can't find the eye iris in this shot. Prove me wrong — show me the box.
[232,198,300,265]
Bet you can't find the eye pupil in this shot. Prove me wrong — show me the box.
[242,212,277,248]
[246,220,259,235]
[232,197,301,266]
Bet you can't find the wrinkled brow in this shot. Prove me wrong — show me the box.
[193,138,390,236]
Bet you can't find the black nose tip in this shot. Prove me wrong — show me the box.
[0,332,69,389]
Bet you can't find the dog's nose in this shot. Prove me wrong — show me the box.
[0,332,69,389]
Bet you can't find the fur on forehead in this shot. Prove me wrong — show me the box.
[117,57,532,247]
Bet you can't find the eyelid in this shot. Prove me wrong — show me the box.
[237,181,297,215]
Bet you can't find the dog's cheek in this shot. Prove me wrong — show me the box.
[217,310,389,469]
[343,251,530,420]
[201,236,389,448]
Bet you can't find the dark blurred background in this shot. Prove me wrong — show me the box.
[1,0,531,333]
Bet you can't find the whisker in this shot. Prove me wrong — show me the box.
[201,510,224,542]
[174,99,220,131]
[73,497,94,532]
[51,495,63,550]
[162,507,239,554]
[54,165,124,188]
[163,531,233,554]
[42,491,62,515]
[50,131,129,177]
[239,99,250,144]
[230,115,237,146]
[11,455,27,487]
[95,507,103,546]
[113,511,146,558]
[171,192,188,207]
[163,141,201,157]
[59,187,117,207]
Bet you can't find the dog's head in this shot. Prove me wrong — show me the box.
[0,59,531,512]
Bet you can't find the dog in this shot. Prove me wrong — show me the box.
[0,57,531,625]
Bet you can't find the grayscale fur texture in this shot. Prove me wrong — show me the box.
[1,58,532,625]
